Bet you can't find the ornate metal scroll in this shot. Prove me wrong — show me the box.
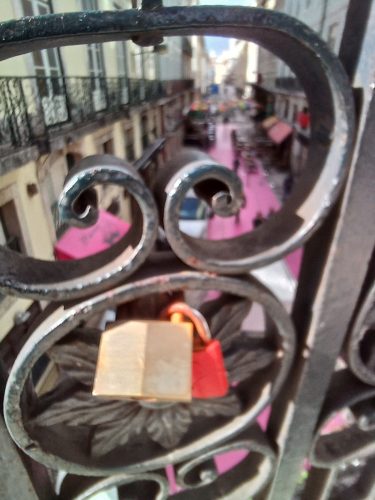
[59,471,170,500]
[301,369,375,499]
[305,277,375,499]
[58,424,275,500]
[174,425,275,496]
[310,370,375,468]
[4,261,294,484]
[0,3,360,499]
[0,155,158,300]
[0,4,354,300]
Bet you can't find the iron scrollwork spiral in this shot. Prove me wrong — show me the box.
[59,471,170,500]
[0,4,354,297]
[0,155,158,300]
[310,370,375,468]
[174,425,275,496]
[0,4,357,498]
[303,370,375,500]
[59,425,275,500]
[4,262,294,483]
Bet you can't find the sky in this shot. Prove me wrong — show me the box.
[200,0,256,56]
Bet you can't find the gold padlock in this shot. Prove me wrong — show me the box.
[93,315,194,402]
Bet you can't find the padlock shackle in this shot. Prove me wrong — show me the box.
[164,302,211,345]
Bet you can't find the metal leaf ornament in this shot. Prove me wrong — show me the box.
[28,295,276,456]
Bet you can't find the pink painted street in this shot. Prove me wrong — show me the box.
[207,119,302,295]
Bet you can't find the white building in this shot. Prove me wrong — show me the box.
[255,0,350,173]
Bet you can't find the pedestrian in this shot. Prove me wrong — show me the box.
[283,173,294,201]
[235,196,246,225]
[253,211,264,228]
[297,107,310,130]
[233,157,240,174]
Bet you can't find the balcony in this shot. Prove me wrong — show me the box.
[275,76,303,92]
[0,76,194,161]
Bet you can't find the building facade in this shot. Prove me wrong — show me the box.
[0,0,195,341]
[255,0,350,174]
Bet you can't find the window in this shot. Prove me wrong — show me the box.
[125,127,135,161]
[87,43,105,80]
[66,153,76,171]
[116,42,128,77]
[284,100,289,120]
[114,3,129,78]
[21,0,63,92]
[21,1,68,126]
[150,112,158,142]
[116,40,129,104]
[293,104,298,123]
[141,114,149,149]
[82,0,106,103]
[82,0,98,10]
[327,22,339,52]
[103,139,114,155]
[134,52,144,80]
[0,201,24,253]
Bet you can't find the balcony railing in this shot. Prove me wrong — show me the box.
[275,76,303,92]
[0,76,194,152]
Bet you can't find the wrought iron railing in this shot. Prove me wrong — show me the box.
[0,76,193,151]
[0,2,375,500]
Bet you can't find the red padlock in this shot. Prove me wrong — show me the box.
[166,303,229,399]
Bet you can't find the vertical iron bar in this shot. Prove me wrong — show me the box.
[60,75,71,124]
[267,91,375,500]
[266,3,375,497]
[5,78,20,146]
[123,42,130,105]
[18,78,33,142]
[141,50,146,101]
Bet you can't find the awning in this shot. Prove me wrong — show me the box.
[54,209,130,260]
[262,116,279,130]
[267,121,293,145]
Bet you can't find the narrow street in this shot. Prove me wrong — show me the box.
[167,117,303,495]
[207,117,301,307]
